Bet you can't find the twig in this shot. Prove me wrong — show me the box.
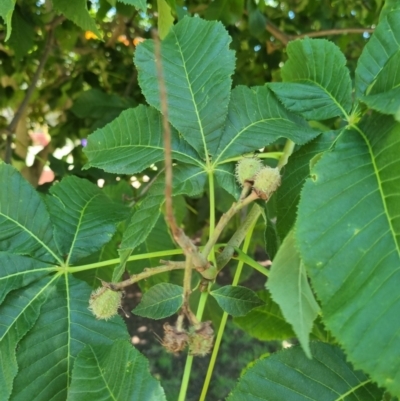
[153,29,209,272]
[4,16,63,163]
[105,262,187,290]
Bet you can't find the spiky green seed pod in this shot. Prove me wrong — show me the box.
[188,321,214,357]
[253,166,281,200]
[235,157,263,185]
[88,287,122,320]
[160,322,189,353]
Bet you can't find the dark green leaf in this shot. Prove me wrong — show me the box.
[0,164,60,263]
[0,277,54,401]
[8,7,35,60]
[117,0,147,12]
[10,275,127,400]
[227,342,383,401]
[46,176,129,264]
[356,11,400,97]
[205,0,244,25]
[234,290,295,340]
[132,283,183,319]
[267,231,320,358]
[68,340,166,401]
[276,131,338,240]
[269,38,352,120]
[380,1,400,20]
[84,105,202,174]
[52,0,102,38]
[135,17,235,158]
[214,85,319,163]
[210,285,264,317]
[296,112,400,396]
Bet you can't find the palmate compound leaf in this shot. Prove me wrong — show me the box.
[132,283,183,319]
[0,276,55,401]
[0,164,60,264]
[135,16,235,158]
[210,285,264,317]
[10,274,128,400]
[120,163,207,251]
[68,340,166,401]
[276,130,339,240]
[46,176,129,265]
[83,105,203,174]
[227,342,383,401]
[355,11,400,98]
[269,38,352,121]
[360,50,400,119]
[267,230,320,358]
[213,85,319,164]
[296,112,400,395]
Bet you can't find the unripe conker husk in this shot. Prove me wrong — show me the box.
[188,321,214,357]
[88,287,122,320]
[253,166,281,200]
[235,157,263,185]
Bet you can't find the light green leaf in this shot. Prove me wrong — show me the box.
[276,130,338,240]
[132,283,183,319]
[120,164,207,251]
[84,105,202,174]
[360,51,400,117]
[234,290,295,340]
[380,0,400,20]
[0,164,60,264]
[68,340,166,401]
[269,38,352,120]
[0,253,52,304]
[227,342,383,401]
[296,112,400,395]
[157,0,174,39]
[204,0,244,25]
[210,285,264,317]
[117,0,147,12]
[10,275,127,400]
[356,11,400,98]
[135,16,235,158]
[0,276,55,401]
[52,0,102,38]
[267,231,320,358]
[214,85,319,163]
[0,0,15,40]
[46,176,129,265]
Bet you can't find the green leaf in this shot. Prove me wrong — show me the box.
[52,0,102,38]
[210,285,264,317]
[84,105,202,174]
[0,0,15,40]
[117,0,147,12]
[0,253,52,304]
[8,7,35,60]
[276,130,338,240]
[46,176,129,265]
[214,85,319,163]
[132,283,183,319]
[227,342,383,401]
[360,51,400,118]
[157,0,174,39]
[204,0,244,25]
[10,275,127,400]
[269,38,352,120]
[234,290,295,340]
[267,231,320,358]
[0,164,60,264]
[68,340,166,401]
[120,164,207,251]
[296,112,400,395]
[0,276,54,401]
[135,16,235,158]
[214,163,241,199]
[356,11,400,98]
[380,0,400,20]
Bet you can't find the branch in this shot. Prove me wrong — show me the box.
[4,16,63,163]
